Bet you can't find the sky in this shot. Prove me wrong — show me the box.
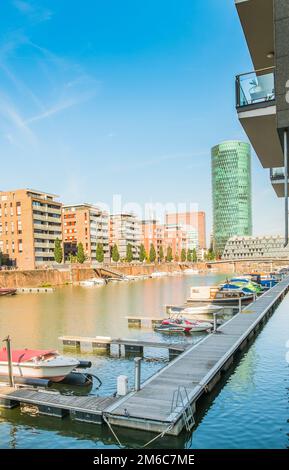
[0,0,284,240]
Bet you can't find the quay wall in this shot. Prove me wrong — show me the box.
[0,262,204,288]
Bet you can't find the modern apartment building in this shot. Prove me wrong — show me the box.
[110,214,141,260]
[0,189,62,270]
[164,224,188,260]
[141,220,164,258]
[62,204,110,263]
[165,211,206,249]
[211,141,252,255]
[235,0,289,238]
[223,235,289,260]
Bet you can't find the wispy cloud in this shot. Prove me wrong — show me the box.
[0,94,36,144]
[13,0,53,23]
[110,152,208,172]
[26,90,97,124]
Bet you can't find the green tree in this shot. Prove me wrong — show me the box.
[181,248,186,262]
[206,248,216,261]
[166,246,173,262]
[159,245,164,262]
[187,249,192,262]
[149,244,156,263]
[192,248,197,262]
[126,243,133,262]
[77,242,86,264]
[96,243,104,263]
[112,244,120,263]
[54,238,63,264]
[139,244,147,262]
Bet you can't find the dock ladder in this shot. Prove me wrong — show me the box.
[171,386,195,432]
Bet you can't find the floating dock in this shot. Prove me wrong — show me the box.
[1,275,289,438]
[59,335,188,359]
[0,387,117,424]
[104,275,289,435]
[16,287,54,294]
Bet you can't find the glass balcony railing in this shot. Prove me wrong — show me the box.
[270,167,285,181]
[236,67,275,108]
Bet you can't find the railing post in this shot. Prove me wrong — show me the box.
[213,313,218,333]
[3,336,14,388]
[238,297,242,314]
[235,75,240,107]
[134,357,142,391]
[284,129,288,247]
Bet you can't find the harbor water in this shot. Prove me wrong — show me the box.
[0,272,288,449]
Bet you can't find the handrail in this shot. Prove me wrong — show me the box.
[236,66,275,79]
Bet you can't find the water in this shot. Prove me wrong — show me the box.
[0,272,288,449]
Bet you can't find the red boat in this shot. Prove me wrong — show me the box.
[0,288,17,296]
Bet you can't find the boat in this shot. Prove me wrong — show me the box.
[80,278,106,287]
[0,288,17,296]
[187,286,254,306]
[221,279,262,294]
[167,304,223,316]
[157,318,213,334]
[183,269,199,275]
[155,324,187,333]
[151,272,168,278]
[0,349,79,382]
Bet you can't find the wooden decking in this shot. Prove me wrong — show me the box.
[106,275,289,435]
[0,386,118,423]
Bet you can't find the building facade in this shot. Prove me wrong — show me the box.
[110,214,141,260]
[141,220,164,259]
[235,0,289,238]
[211,141,252,255]
[0,189,62,270]
[62,204,110,263]
[223,235,289,260]
[165,211,206,249]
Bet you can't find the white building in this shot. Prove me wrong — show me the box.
[110,214,141,260]
[222,235,289,260]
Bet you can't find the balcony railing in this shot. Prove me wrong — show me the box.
[236,67,275,108]
[270,167,285,181]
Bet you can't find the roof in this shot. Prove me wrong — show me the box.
[0,349,55,363]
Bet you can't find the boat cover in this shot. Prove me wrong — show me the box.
[0,349,56,363]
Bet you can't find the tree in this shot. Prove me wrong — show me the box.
[181,248,186,262]
[54,238,63,264]
[126,243,133,262]
[112,244,120,262]
[192,248,197,263]
[139,244,147,262]
[206,248,216,261]
[96,243,104,263]
[166,246,173,262]
[149,244,156,263]
[187,249,192,262]
[159,245,164,262]
[77,242,86,264]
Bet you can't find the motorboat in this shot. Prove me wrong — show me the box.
[187,286,254,306]
[151,272,168,278]
[80,278,106,287]
[0,348,79,382]
[183,269,199,275]
[0,288,17,296]
[157,318,213,334]
[167,304,223,316]
[221,279,262,294]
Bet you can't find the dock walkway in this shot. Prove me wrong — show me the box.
[105,275,289,435]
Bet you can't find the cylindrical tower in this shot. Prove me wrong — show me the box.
[211,140,252,256]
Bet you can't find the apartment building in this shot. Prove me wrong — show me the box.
[235,0,289,238]
[223,235,289,260]
[165,211,206,249]
[62,204,110,263]
[0,189,62,270]
[141,220,164,258]
[110,214,141,260]
[164,224,188,260]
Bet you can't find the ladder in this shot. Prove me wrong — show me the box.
[171,386,195,432]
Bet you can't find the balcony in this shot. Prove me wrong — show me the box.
[235,67,283,168]
[270,167,289,198]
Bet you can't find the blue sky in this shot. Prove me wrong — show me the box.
[0,0,283,238]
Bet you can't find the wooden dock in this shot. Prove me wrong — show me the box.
[104,275,289,435]
[59,335,188,359]
[0,386,118,424]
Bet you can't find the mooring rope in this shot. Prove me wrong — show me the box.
[103,414,123,447]
[141,423,174,448]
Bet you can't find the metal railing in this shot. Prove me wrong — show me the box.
[236,67,275,108]
[270,167,285,180]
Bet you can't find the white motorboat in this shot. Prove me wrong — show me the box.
[80,278,106,287]
[183,269,199,275]
[0,349,79,382]
[151,272,168,278]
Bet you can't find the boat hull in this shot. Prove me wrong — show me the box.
[0,363,78,382]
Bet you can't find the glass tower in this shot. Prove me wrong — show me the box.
[211,141,252,256]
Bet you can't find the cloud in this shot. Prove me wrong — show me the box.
[26,90,97,124]
[0,95,36,144]
[110,152,208,172]
[13,0,53,23]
